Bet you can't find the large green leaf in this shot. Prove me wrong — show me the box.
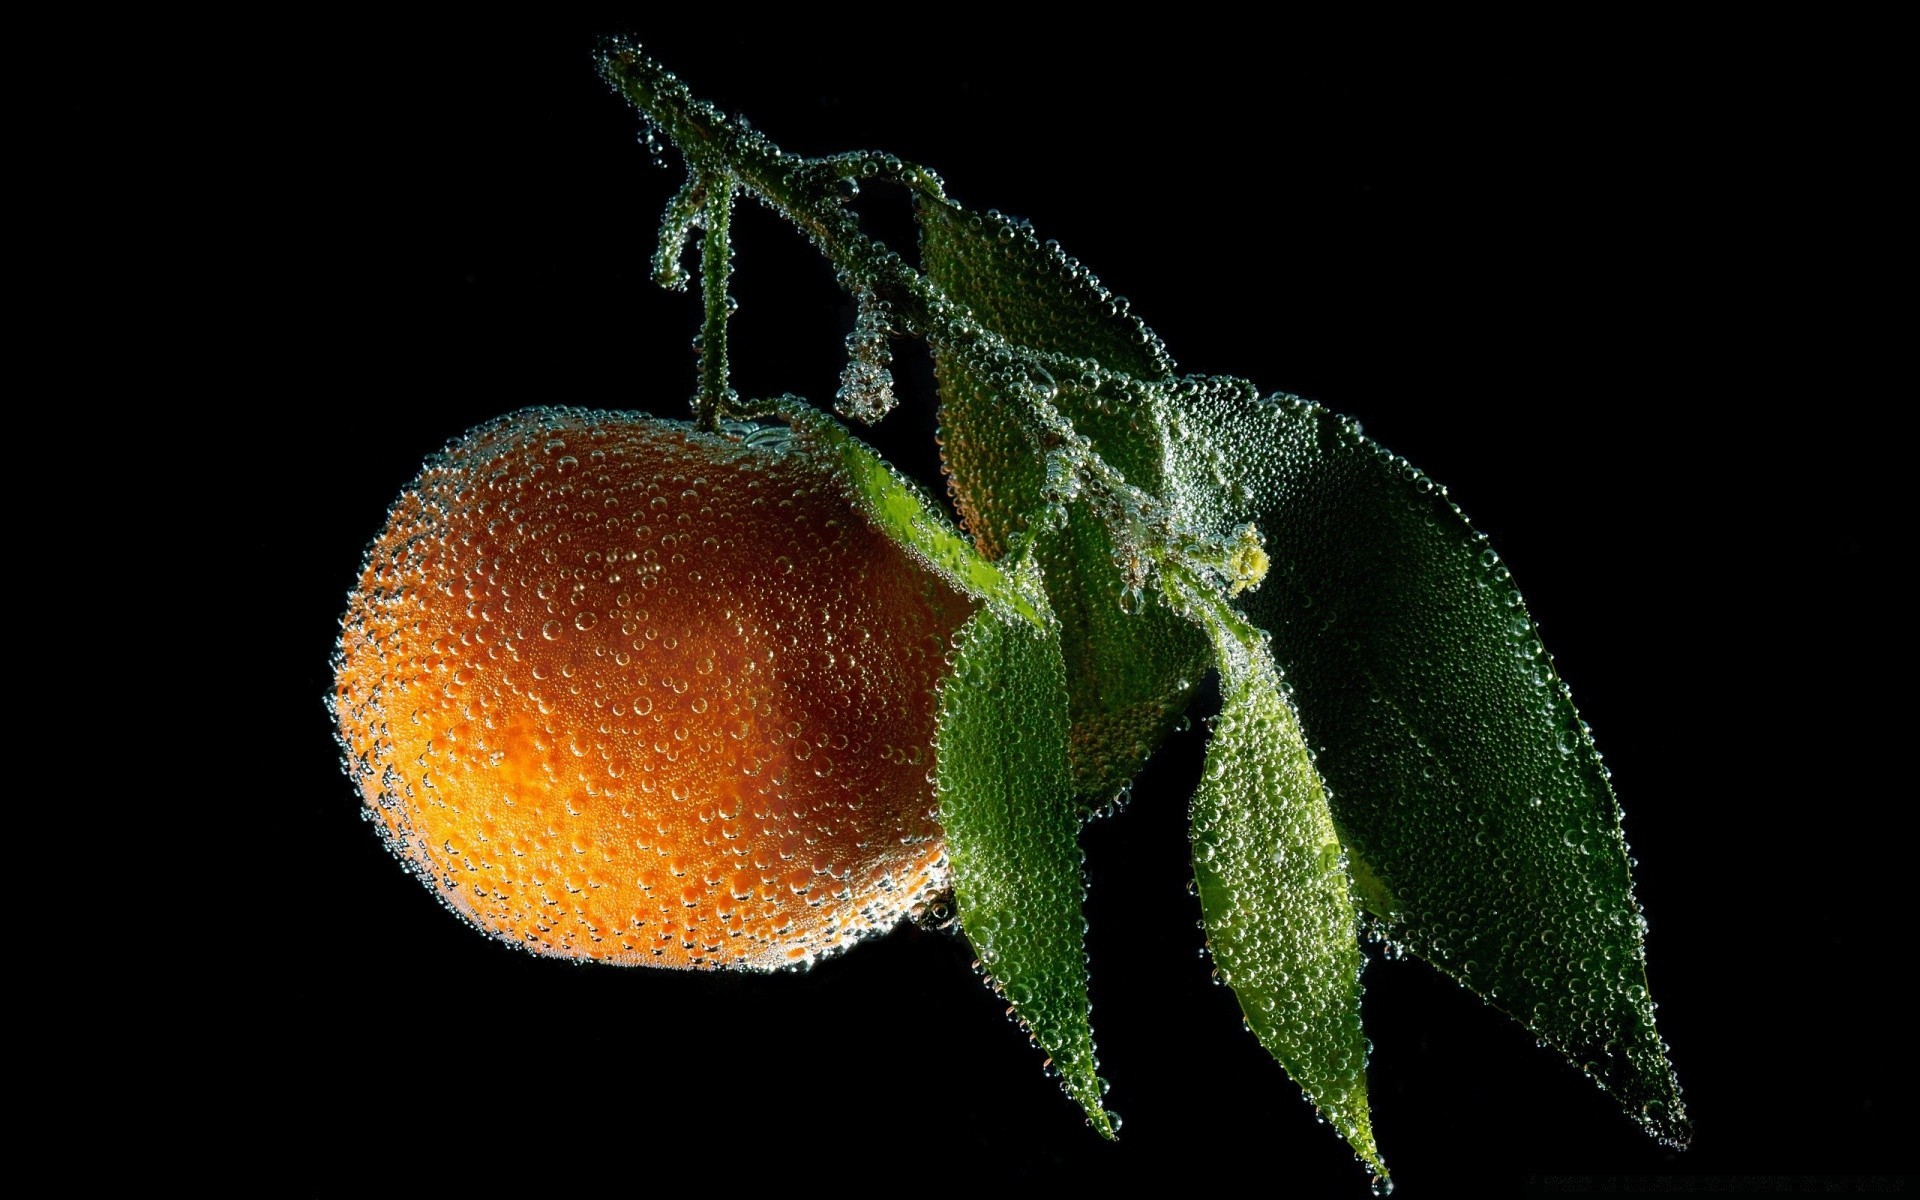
[937,594,1112,1137]
[1164,385,1687,1144]
[1174,573,1382,1177]
[917,197,1208,801]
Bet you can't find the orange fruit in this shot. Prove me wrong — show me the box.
[332,407,974,968]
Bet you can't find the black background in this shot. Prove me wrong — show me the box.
[256,16,1900,1195]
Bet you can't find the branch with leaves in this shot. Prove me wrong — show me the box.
[420,39,1683,1192]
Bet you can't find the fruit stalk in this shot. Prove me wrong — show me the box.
[694,180,735,430]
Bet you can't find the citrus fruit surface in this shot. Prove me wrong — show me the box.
[333,407,974,967]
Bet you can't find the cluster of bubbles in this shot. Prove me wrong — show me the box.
[836,288,896,423]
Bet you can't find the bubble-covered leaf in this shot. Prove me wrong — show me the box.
[1174,574,1382,1177]
[938,594,1111,1136]
[1166,386,1686,1144]
[781,401,1036,624]
[918,198,1207,801]
[916,197,1173,383]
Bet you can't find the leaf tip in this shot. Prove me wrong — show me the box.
[1085,1101,1118,1142]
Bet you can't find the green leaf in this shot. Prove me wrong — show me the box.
[788,397,1109,1134]
[1169,571,1382,1178]
[914,197,1174,384]
[916,197,1208,801]
[779,401,1039,625]
[937,592,1112,1137]
[1165,385,1688,1144]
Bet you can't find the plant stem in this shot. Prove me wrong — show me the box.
[695,182,734,431]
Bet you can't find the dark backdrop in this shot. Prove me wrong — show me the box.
[255,16,1901,1195]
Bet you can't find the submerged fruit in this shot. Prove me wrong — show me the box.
[332,407,974,967]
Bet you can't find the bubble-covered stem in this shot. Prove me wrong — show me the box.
[695,182,736,431]
[600,44,933,334]
[1158,559,1262,658]
[652,174,702,290]
[598,41,1257,605]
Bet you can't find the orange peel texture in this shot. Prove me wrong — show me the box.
[333,408,974,968]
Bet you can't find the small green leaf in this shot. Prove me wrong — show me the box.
[917,198,1208,801]
[1170,571,1382,1178]
[780,401,1039,625]
[1166,386,1687,1144]
[937,593,1111,1137]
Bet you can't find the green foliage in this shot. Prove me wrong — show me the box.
[598,37,1687,1188]
[1172,569,1380,1174]
[780,399,1040,626]
[918,199,1208,803]
[789,398,1114,1138]
[938,593,1111,1138]
[1165,388,1687,1143]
